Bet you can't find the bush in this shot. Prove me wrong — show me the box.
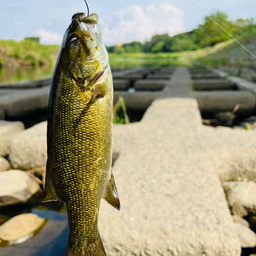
[113,46,125,54]
[171,38,196,52]
[0,57,4,68]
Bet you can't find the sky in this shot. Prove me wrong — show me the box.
[0,0,256,46]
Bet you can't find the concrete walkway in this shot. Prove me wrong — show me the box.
[3,68,256,255]
[99,68,247,256]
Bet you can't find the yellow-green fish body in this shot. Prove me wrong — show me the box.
[42,13,120,256]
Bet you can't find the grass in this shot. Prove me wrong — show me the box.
[113,96,130,124]
[0,39,60,68]
[198,36,256,68]
[108,40,234,68]
[0,37,241,72]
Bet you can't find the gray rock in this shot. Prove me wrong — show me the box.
[9,122,47,170]
[0,170,39,206]
[0,120,24,157]
[223,181,256,217]
[235,223,256,248]
[0,157,10,172]
[232,215,249,227]
[0,213,46,245]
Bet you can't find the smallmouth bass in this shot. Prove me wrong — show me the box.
[42,12,120,256]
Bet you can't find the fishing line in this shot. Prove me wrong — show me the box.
[188,0,256,60]
[84,0,90,16]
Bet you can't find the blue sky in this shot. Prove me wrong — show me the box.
[0,0,256,45]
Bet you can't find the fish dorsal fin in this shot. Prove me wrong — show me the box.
[42,170,61,203]
[104,172,120,211]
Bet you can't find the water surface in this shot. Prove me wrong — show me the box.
[0,66,54,85]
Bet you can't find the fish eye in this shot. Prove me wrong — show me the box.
[70,35,79,46]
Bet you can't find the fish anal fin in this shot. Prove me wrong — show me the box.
[104,172,120,211]
[42,170,61,203]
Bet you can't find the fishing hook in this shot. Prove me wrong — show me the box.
[84,0,90,16]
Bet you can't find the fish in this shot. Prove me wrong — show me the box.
[42,12,120,256]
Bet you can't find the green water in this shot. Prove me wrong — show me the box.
[0,65,54,85]
[0,202,68,256]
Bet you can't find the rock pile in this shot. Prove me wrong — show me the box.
[0,121,24,156]
[0,170,39,206]
[0,213,46,246]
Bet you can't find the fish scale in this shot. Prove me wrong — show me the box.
[42,12,120,256]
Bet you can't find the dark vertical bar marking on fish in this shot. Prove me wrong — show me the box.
[72,97,94,132]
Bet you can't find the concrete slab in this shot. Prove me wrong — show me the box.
[147,74,172,80]
[0,86,50,120]
[113,74,145,81]
[100,93,241,255]
[194,90,256,117]
[189,69,210,74]
[134,80,167,91]
[192,79,237,90]
[5,68,256,255]
[113,92,155,111]
[113,79,130,90]
[0,78,52,89]
[191,73,223,79]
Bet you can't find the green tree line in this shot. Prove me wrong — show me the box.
[106,11,256,54]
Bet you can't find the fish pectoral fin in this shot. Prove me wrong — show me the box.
[104,172,120,211]
[42,171,61,203]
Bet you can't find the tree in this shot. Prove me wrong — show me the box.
[122,41,143,53]
[171,38,196,52]
[106,46,115,53]
[106,11,256,54]
[233,18,256,38]
[194,11,235,48]
[169,31,197,52]
[113,46,125,54]
[143,34,172,53]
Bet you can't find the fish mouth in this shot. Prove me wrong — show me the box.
[90,65,108,86]
[72,12,98,25]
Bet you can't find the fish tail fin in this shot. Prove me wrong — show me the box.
[66,232,107,256]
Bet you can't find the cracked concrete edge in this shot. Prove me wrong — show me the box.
[210,68,256,95]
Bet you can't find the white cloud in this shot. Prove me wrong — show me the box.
[35,29,63,44]
[100,3,185,45]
